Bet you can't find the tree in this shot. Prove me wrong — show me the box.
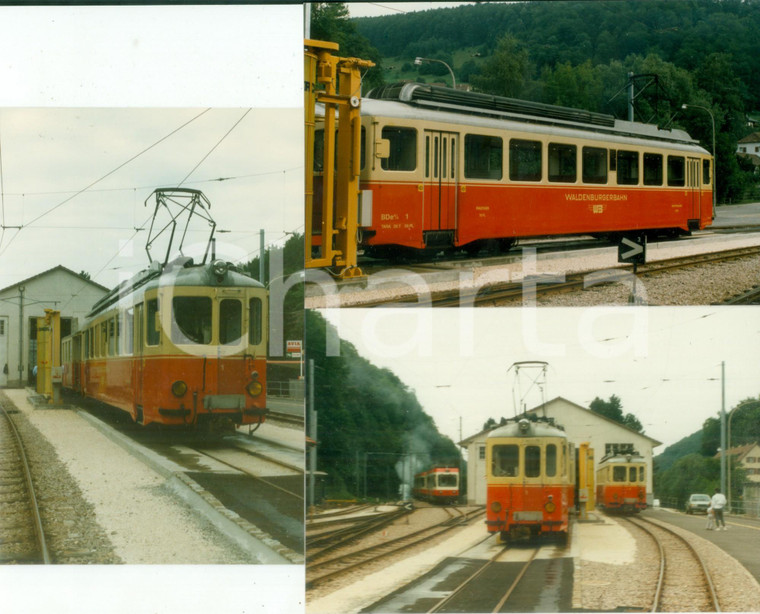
[79,271,91,281]
[470,34,531,98]
[589,395,644,434]
[310,2,385,92]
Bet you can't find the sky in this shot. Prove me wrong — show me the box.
[0,6,303,293]
[1,5,303,614]
[347,2,474,18]
[322,307,760,452]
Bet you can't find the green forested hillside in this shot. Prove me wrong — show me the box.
[341,0,760,202]
[306,311,462,500]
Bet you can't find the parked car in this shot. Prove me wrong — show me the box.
[685,493,711,514]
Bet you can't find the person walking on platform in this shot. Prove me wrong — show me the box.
[711,488,727,530]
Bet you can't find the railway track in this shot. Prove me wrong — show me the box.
[428,543,537,613]
[307,505,411,560]
[426,245,760,307]
[0,399,51,564]
[306,507,485,589]
[624,516,720,612]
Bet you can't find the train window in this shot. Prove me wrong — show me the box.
[465,134,503,180]
[667,156,685,186]
[100,322,108,356]
[172,297,212,345]
[629,467,637,482]
[492,444,519,477]
[381,126,417,171]
[639,467,645,482]
[548,143,576,183]
[425,136,430,179]
[617,150,639,185]
[314,127,366,172]
[702,159,711,185]
[249,298,263,345]
[613,466,626,482]
[582,147,607,184]
[643,153,663,185]
[83,329,90,359]
[546,444,557,477]
[124,308,134,355]
[509,139,542,181]
[109,318,116,356]
[147,299,160,346]
[439,474,457,487]
[220,299,242,345]
[525,445,541,477]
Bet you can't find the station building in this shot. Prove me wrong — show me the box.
[0,266,109,388]
[460,396,662,506]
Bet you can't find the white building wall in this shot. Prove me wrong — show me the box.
[0,268,108,388]
[463,397,661,506]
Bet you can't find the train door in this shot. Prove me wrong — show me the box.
[424,130,458,245]
[134,302,144,419]
[687,157,702,221]
[0,316,8,387]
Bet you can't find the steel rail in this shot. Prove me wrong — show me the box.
[306,507,485,589]
[307,508,410,556]
[425,542,515,614]
[490,547,541,613]
[0,402,51,564]
[626,516,720,612]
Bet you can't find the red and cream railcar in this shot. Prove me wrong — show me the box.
[486,417,575,542]
[315,82,713,256]
[413,466,460,504]
[595,453,647,513]
[61,257,268,430]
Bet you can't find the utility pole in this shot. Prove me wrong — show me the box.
[18,286,25,387]
[308,359,316,509]
[720,361,726,495]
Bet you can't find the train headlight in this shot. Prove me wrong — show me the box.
[544,496,556,513]
[212,259,229,278]
[491,501,502,514]
[171,380,188,397]
[245,379,264,397]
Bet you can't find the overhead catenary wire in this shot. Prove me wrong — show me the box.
[0,108,213,259]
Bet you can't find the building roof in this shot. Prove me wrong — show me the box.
[459,396,662,446]
[738,132,760,144]
[717,442,760,463]
[0,265,110,296]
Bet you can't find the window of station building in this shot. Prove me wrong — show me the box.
[702,159,711,185]
[643,153,663,185]
[220,299,242,345]
[525,445,541,477]
[509,139,542,181]
[548,143,577,182]
[545,444,558,477]
[381,126,417,171]
[465,134,503,180]
[667,155,685,186]
[492,444,519,477]
[172,296,212,345]
[582,147,608,183]
[249,298,263,345]
[617,150,639,185]
[479,446,486,461]
[146,298,160,346]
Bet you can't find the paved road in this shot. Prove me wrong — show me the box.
[641,507,760,584]
[713,202,760,227]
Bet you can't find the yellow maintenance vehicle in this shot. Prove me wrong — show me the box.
[304,39,374,279]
